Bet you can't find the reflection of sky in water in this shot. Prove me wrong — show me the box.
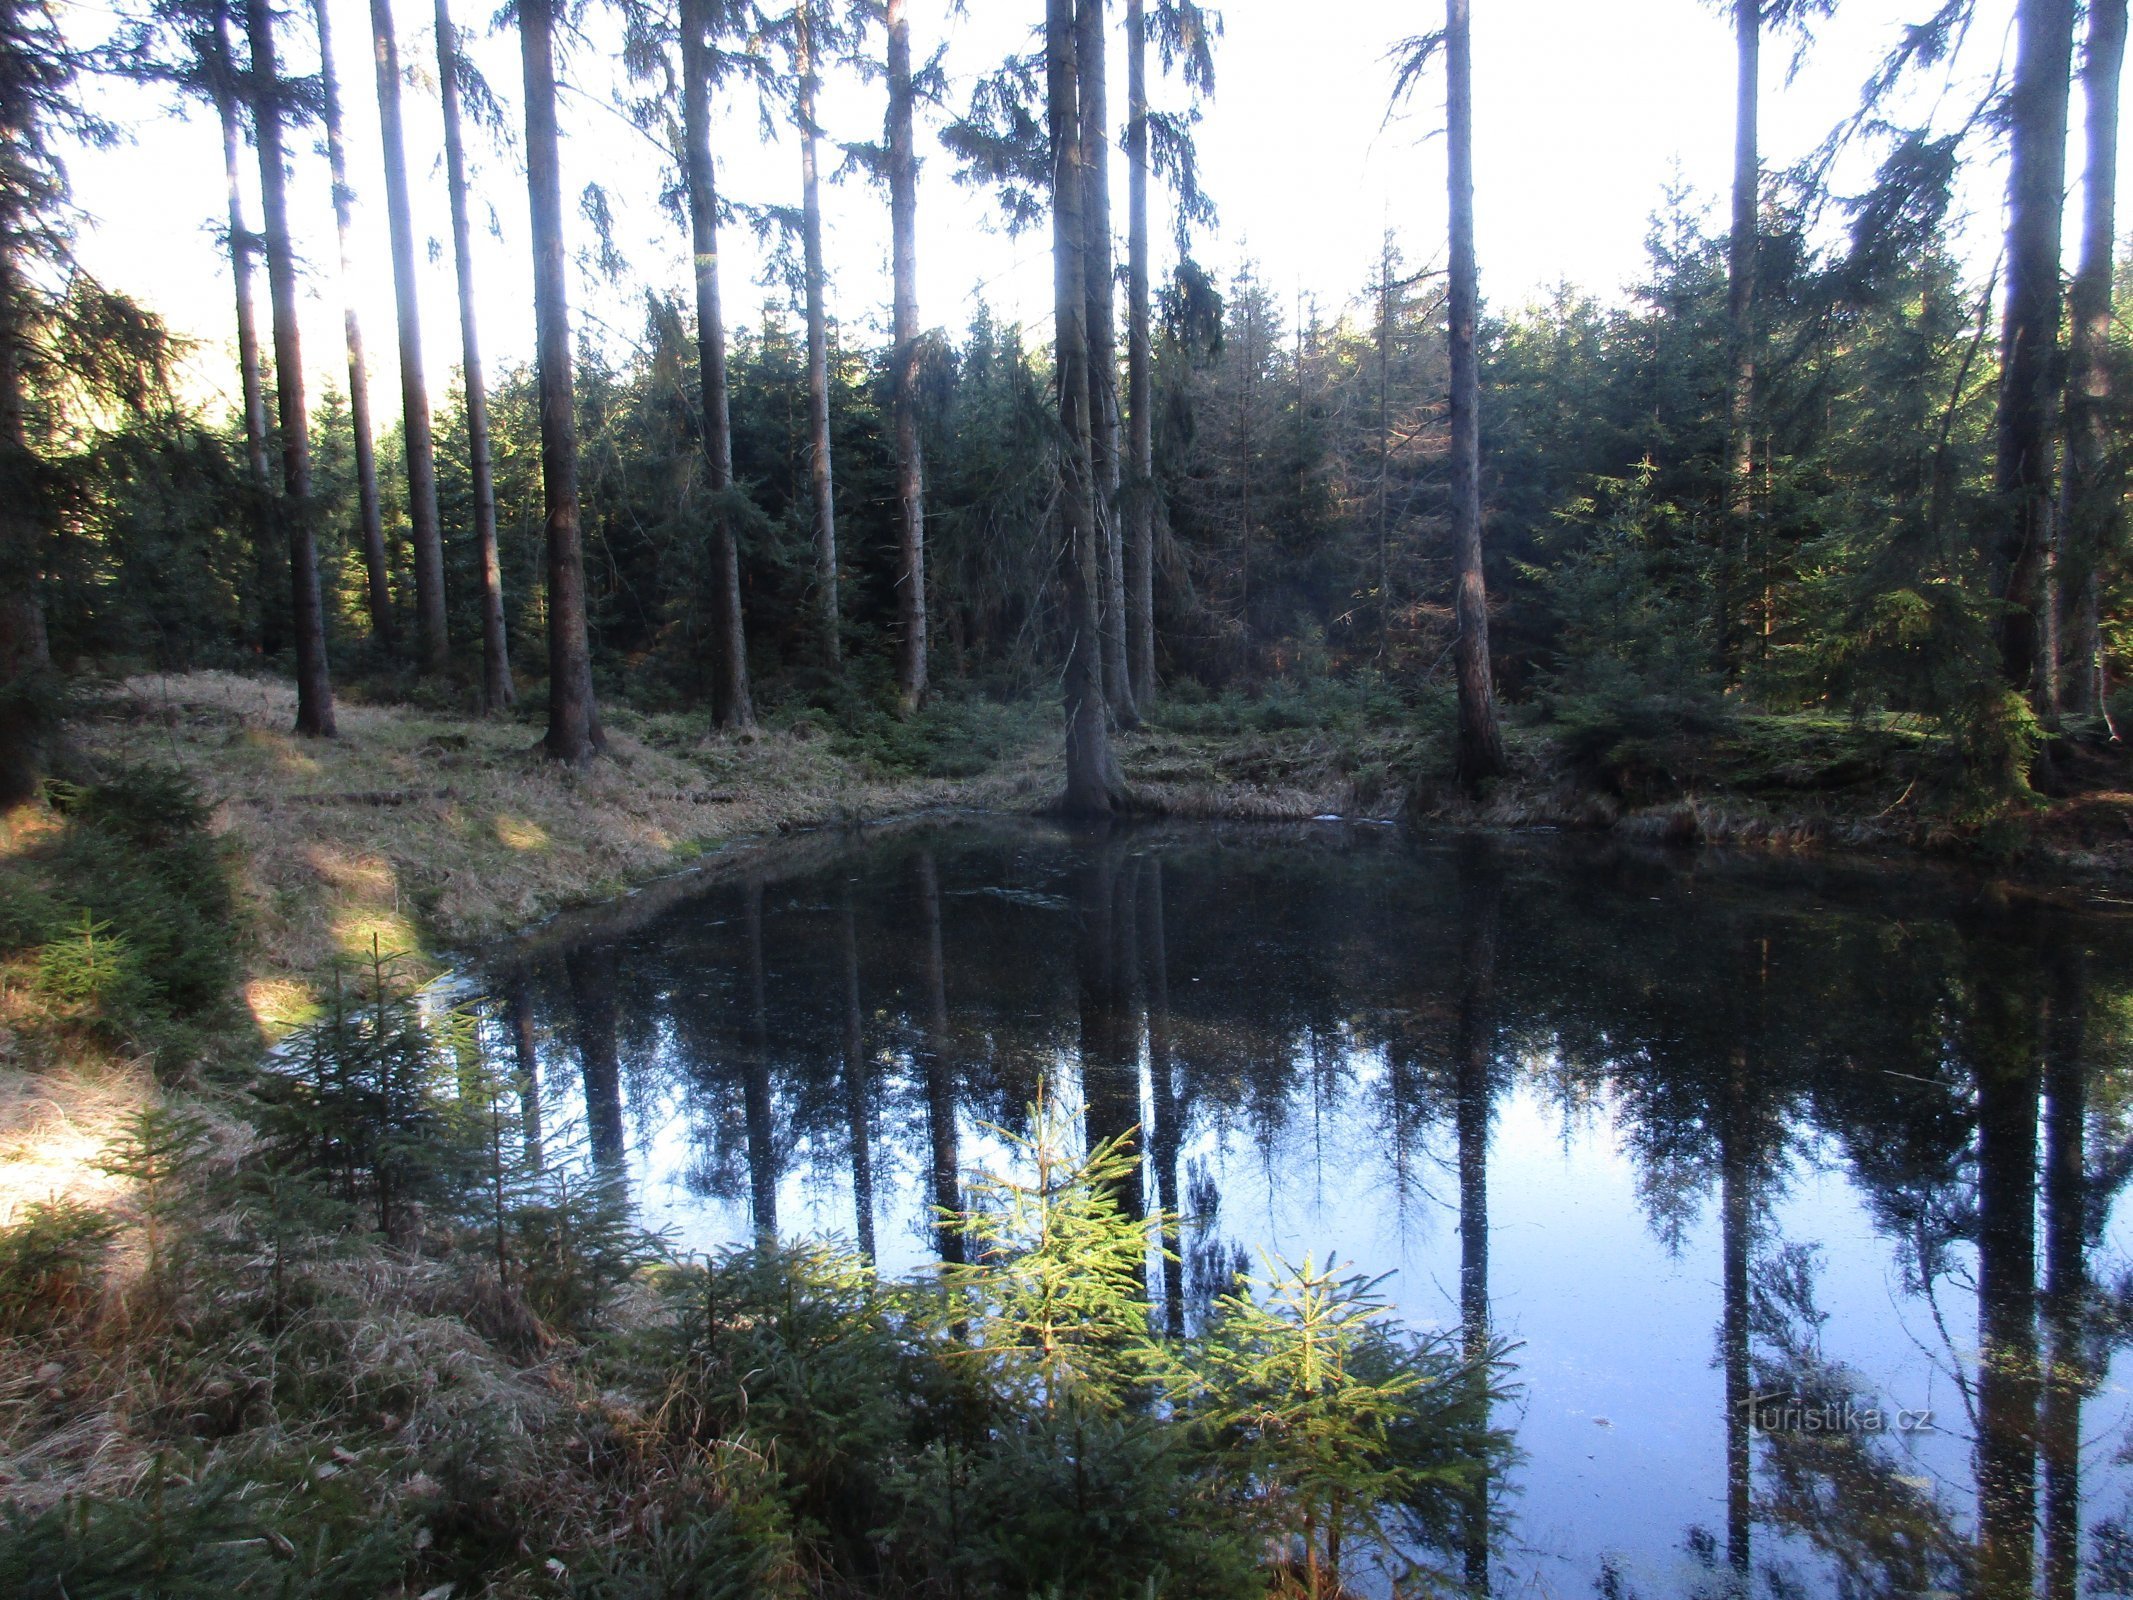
[487,820,2133,1596]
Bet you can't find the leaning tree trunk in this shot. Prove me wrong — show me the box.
[1050,0,1125,815]
[1444,0,1505,786]
[519,0,602,758]
[1723,0,1757,681]
[208,16,280,654]
[246,0,336,737]
[2061,0,2126,721]
[1992,0,2078,702]
[1123,0,1156,705]
[314,0,394,649]
[796,1,841,666]
[1078,0,1135,727]
[677,0,753,729]
[887,0,928,713]
[371,0,449,676]
[437,0,514,710]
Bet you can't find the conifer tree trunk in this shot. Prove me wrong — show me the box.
[519,0,602,759]
[887,0,928,713]
[208,16,280,652]
[1444,0,1504,785]
[2062,0,2125,720]
[796,1,841,666]
[1123,0,1156,704]
[1079,0,1134,726]
[246,0,336,737]
[436,0,514,710]
[370,0,449,676]
[1051,0,1125,815]
[0,249,50,801]
[1724,0,1758,680]
[314,0,394,649]
[1992,0,2077,701]
[678,0,752,729]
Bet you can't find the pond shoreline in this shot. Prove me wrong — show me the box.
[59,670,2133,1022]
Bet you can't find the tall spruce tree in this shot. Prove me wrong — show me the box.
[435,0,514,709]
[1990,0,2077,705]
[677,0,753,728]
[370,0,449,675]
[518,0,602,757]
[2060,0,2125,720]
[244,0,335,736]
[1050,0,1124,814]
[886,0,927,712]
[312,0,394,648]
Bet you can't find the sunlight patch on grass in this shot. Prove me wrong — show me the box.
[494,814,551,852]
[0,1068,144,1225]
[333,910,422,965]
[244,977,318,1037]
[0,803,63,860]
[304,845,397,900]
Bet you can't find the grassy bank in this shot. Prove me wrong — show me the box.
[75,672,1063,1021]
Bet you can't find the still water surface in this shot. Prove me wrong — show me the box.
[483,817,2133,1597]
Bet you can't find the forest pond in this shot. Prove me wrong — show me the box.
[480,817,2133,1597]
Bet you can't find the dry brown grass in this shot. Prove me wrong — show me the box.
[77,672,1059,1026]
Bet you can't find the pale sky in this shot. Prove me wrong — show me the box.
[55,0,2067,417]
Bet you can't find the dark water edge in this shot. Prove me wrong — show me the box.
[474,815,2133,1597]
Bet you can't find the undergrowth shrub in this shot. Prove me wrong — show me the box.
[0,1457,414,1600]
[0,763,236,1067]
[0,1199,118,1336]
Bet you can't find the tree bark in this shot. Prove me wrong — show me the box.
[1991,0,2077,701]
[246,0,336,738]
[519,0,602,758]
[437,0,514,711]
[887,0,928,713]
[1123,0,1156,705]
[1079,0,1135,727]
[797,1,841,666]
[1050,0,1125,816]
[1444,0,1504,786]
[678,0,753,729]
[313,0,394,651]
[208,16,280,655]
[370,0,449,676]
[1723,0,1758,681]
[2060,0,2125,720]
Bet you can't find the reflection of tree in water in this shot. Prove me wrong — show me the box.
[486,820,2133,1596]
[1748,1241,1969,1596]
